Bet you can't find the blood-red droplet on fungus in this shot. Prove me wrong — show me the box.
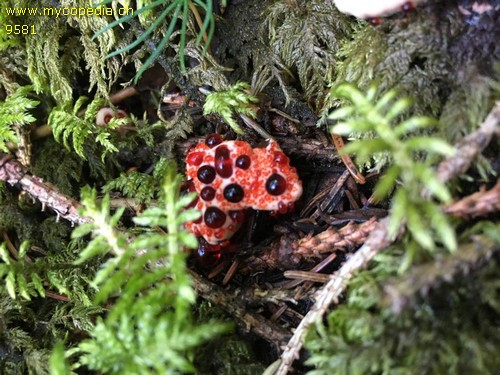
[274,151,289,165]
[235,155,251,169]
[205,133,224,148]
[215,145,233,178]
[215,157,233,178]
[229,210,246,223]
[223,183,244,203]
[200,186,216,201]
[187,152,204,166]
[401,2,414,13]
[278,201,288,214]
[265,174,287,196]
[215,145,230,160]
[197,165,216,184]
[204,207,227,228]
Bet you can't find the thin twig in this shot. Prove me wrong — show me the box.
[240,113,275,140]
[331,133,366,184]
[45,290,71,302]
[222,259,239,285]
[270,304,289,322]
[282,252,338,289]
[109,86,139,104]
[311,170,350,220]
[283,270,331,283]
[208,260,229,278]
[434,101,500,185]
[444,179,500,218]
[188,269,292,348]
[0,153,90,225]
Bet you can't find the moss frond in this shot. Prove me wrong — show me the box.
[264,0,354,103]
[102,157,170,204]
[203,81,259,134]
[329,82,456,259]
[62,162,230,373]
[48,97,119,160]
[0,85,39,152]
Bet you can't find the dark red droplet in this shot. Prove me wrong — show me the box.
[195,239,222,268]
[215,157,233,178]
[204,207,227,228]
[186,151,204,166]
[214,229,226,239]
[401,1,413,13]
[265,174,287,196]
[273,151,289,165]
[215,145,230,160]
[235,155,251,169]
[103,114,113,124]
[215,145,233,178]
[200,186,216,201]
[215,159,233,178]
[369,17,381,26]
[183,179,196,192]
[229,210,246,223]
[197,165,216,184]
[205,133,224,148]
[196,247,221,267]
[278,201,288,214]
[117,110,127,118]
[223,184,244,203]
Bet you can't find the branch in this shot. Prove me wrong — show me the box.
[435,101,500,185]
[246,218,378,271]
[188,269,292,348]
[0,153,90,224]
[444,179,500,218]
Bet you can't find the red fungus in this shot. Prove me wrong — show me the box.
[96,107,129,126]
[185,136,302,245]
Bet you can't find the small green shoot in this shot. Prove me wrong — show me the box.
[93,0,215,82]
[329,83,457,268]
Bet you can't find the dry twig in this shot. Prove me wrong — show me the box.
[188,269,292,348]
[0,153,90,225]
[283,270,331,283]
[246,218,378,271]
[434,101,500,185]
[444,179,500,218]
